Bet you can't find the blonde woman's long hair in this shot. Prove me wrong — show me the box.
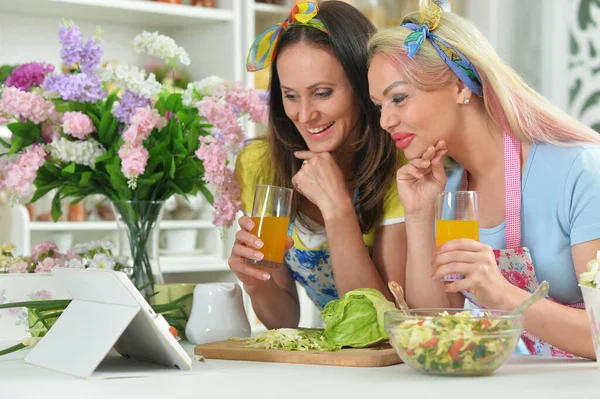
[367,11,600,145]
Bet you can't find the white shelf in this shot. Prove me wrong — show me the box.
[253,2,288,16]
[159,255,229,273]
[0,0,234,27]
[29,219,214,231]
[29,221,117,231]
[160,220,214,229]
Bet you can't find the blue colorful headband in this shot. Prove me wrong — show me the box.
[401,0,483,97]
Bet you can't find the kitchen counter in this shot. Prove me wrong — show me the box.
[1,342,598,399]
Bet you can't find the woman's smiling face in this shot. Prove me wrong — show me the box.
[277,42,361,154]
[368,52,464,160]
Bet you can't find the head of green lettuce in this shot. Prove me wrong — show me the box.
[321,288,396,348]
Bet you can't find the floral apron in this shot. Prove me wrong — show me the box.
[460,131,585,357]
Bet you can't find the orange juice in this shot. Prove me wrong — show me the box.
[435,220,480,246]
[249,216,290,269]
[435,220,479,283]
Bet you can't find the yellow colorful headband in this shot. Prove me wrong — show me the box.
[246,1,328,72]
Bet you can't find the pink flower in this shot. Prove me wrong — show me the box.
[5,144,47,197]
[33,290,52,299]
[122,107,166,146]
[118,144,148,188]
[197,97,244,147]
[8,260,28,274]
[5,62,55,91]
[41,112,63,143]
[130,107,166,133]
[195,136,243,228]
[35,257,55,273]
[62,111,96,140]
[0,156,14,191]
[31,241,58,261]
[7,306,24,316]
[502,270,528,290]
[0,86,55,124]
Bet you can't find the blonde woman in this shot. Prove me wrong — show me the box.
[368,0,600,359]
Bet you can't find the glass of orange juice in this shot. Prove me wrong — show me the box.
[435,191,479,283]
[245,184,293,270]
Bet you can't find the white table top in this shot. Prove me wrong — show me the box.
[1,342,599,399]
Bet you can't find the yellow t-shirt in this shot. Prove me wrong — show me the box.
[235,139,405,308]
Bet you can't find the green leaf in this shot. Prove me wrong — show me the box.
[30,183,60,204]
[95,150,114,163]
[98,111,115,145]
[62,163,76,174]
[170,157,176,179]
[105,117,119,146]
[106,163,131,199]
[0,65,15,83]
[51,190,63,222]
[167,181,186,196]
[165,93,183,112]
[80,171,92,186]
[89,113,101,128]
[61,185,87,199]
[592,123,600,134]
[198,184,214,205]
[8,122,41,154]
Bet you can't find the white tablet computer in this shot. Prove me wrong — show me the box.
[25,268,192,378]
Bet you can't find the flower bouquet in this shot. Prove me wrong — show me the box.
[0,21,268,295]
[578,250,600,362]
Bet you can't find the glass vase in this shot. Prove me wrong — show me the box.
[111,200,166,299]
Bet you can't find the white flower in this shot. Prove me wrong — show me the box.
[48,138,106,169]
[89,253,116,270]
[132,31,190,67]
[72,240,115,255]
[182,76,225,106]
[101,64,162,99]
[580,252,600,288]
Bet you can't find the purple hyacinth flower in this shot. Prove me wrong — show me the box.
[43,73,106,103]
[113,90,152,124]
[58,23,83,66]
[80,37,104,74]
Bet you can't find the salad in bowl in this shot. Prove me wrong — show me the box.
[385,308,524,376]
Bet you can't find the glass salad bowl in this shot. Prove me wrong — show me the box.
[384,308,524,376]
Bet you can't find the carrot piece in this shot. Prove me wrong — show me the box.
[449,338,464,361]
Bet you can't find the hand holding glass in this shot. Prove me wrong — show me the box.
[435,191,479,283]
[245,184,293,270]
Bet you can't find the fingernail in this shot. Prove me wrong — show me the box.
[255,240,264,248]
[255,252,264,260]
[246,222,254,230]
[262,273,271,280]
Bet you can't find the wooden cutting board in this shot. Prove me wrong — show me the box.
[194,340,401,367]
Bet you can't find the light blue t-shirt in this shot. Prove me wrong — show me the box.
[446,142,600,305]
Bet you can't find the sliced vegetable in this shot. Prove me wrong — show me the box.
[232,328,340,352]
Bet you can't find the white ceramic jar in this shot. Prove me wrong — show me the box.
[185,283,251,344]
